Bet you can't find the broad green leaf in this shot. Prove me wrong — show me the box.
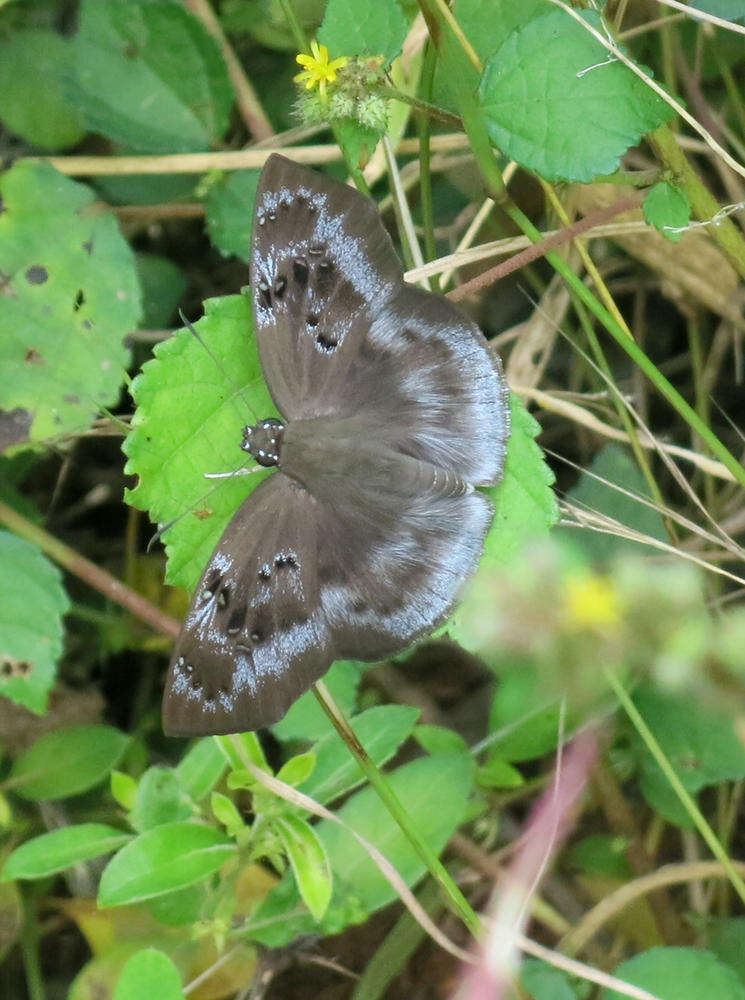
[135,254,187,329]
[145,884,206,927]
[131,767,193,831]
[318,0,409,62]
[487,662,563,763]
[10,725,130,801]
[251,753,473,944]
[3,824,131,881]
[298,705,420,805]
[111,770,138,811]
[123,293,277,590]
[643,182,691,243]
[276,752,317,788]
[205,171,261,262]
[708,918,745,986]
[114,948,184,1000]
[478,10,673,182]
[569,834,631,879]
[562,444,667,563]
[274,814,332,920]
[432,0,547,110]
[414,724,469,757]
[481,394,557,566]
[0,29,85,150]
[211,792,244,836]
[0,162,140,451]
[67,0,234,153]
[272,660,363,743]
[214,731,270,772]
[98,821,235,907]
[476,756,523,790]
[521,959,580,1000]
[175,738,227,801]
[0,532,68,713]
[630,685,745,827]
[603,947,745,1000]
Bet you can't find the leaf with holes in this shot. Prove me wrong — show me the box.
[123,293,278,591]
[478,10,673,182]
[0,532,69,714]
[66,0,234,154]
[0,161,140,453]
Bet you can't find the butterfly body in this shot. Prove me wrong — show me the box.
[162,155,510,737]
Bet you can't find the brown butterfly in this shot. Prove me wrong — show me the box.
[162,154,509,736]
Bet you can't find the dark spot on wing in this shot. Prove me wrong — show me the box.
[275,552,298,569]
[258,281,271,308]
[401,327,418,345]
[306,313,319,328]
[273,275,287,298]
[316,332,339,353]
[227,606,246,635]
[25,265,48,285]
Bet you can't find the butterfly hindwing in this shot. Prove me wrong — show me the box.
[162,474,333,736]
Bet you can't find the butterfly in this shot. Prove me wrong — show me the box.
[162,154,510,736]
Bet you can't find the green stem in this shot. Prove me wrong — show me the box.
[313,681,482,938]
[21,920,45,1000]
[376,84,461,129]
[605,668,745,909]
[417,42,438,269]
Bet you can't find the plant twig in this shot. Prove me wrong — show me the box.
[0,500,180,640]
[183,0,275,141]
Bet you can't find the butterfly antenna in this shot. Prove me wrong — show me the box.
[179,309,260,424]
[146,452,264,552]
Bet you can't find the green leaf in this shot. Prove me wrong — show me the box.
[0,161,140,451]
[3,824,132,882]
[205,170,261,262]
[10,725,130,801]
[708,918,745,986]
[481,394,557,566]
[631,685,745,827]
[488,662,563,763]
[251,753,473,945]
[214,731,270,772]
[114,948,184,1000]
[562,444,667,563]
[0,29,86,150]
[298,705,420,805]
[111,770,139,811]
[272,660,363,743]
[211,791,244,835]
[478,10,673,182]
[643,182,692,243]
[274,814,332,920]
[432,0,547,110]
[569,834,631,879]
[98,821,235,907]
[131,767,193,831]
[521,958,580,1000]
[318,0,409,62]
[276,752,317,788]
[0,532,68,713]
[602,947,745,1000]
[67,0,234,154]
[135,254,187,329]
[691,0,745,22]
[476,756,523,790]
[413,724,468,758]
[124,294,277,590]
[175,738,227,801]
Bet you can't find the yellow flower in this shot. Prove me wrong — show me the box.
[564,573,620,630]
[294,40,349,100]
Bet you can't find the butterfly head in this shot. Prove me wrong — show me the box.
[241,417,285,468]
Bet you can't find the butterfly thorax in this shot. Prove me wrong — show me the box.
[241,418,285,467]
